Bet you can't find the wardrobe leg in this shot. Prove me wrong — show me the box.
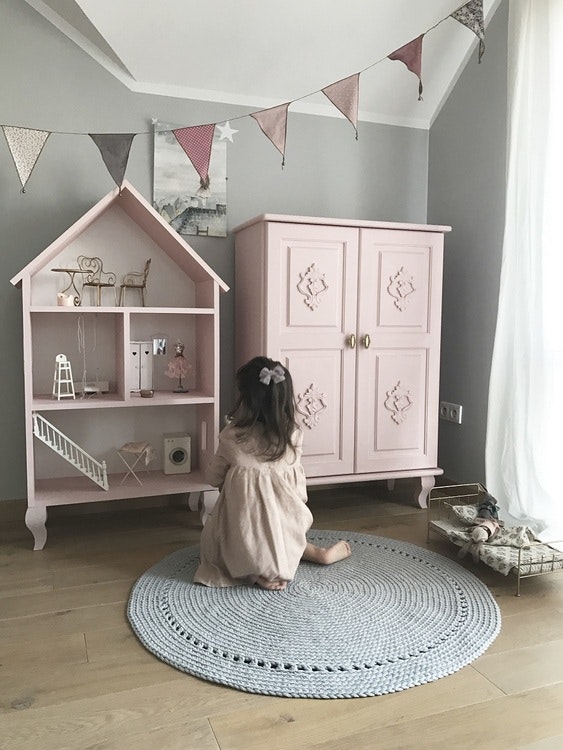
[415,476,435,509]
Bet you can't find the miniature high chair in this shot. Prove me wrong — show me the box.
[52,354,75,400]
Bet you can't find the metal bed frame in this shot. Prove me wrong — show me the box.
[427,483,563,596]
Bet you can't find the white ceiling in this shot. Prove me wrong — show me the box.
[25,0,501,129]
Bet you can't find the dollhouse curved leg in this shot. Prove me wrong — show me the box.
[25,506,47,550]
[187,492,201,512]
[187,490,219,525]
[200,489,219,525]
[415,476,435,509]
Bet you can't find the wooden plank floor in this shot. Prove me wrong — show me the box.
[1,481,562,750]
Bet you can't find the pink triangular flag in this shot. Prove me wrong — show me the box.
[2,126,50,192]
[451,0,485,63]
[388,35,424,100]
[89,133,136,187]
[173,124,216,188]
[322,73,360,139]
[251,103,290,166]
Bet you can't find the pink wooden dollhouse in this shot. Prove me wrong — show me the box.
[11,181,229,549]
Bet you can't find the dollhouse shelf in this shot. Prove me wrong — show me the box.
[30,306,216,314]
[31,392,215,410]
[11,181,229,550]
[35,469,211,506]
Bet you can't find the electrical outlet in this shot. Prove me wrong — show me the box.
[439,401,463,424]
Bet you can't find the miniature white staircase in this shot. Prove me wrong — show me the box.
[33,413,109,490]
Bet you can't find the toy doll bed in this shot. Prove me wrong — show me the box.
[427,484,563,596]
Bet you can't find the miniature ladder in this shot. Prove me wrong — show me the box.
[33,413,109,490]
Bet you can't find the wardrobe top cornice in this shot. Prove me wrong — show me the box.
[232,214,452,235]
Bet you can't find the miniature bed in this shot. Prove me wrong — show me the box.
[427,484,563,596]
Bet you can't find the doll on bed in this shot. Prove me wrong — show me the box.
[458,493,504,563]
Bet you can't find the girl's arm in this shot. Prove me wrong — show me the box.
[205,431,231,487]
[292,428,309,503]
[206,453,229,488]
[293,427,304,459]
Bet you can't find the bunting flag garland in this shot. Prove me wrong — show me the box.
[322,73,360,139]
[89,133,136,188]
[2,5,490,192]
[2,125,50,192]
[388,35,424,101]
[173,124,216,189]
[451,0,485,63]
[251,103,290,166]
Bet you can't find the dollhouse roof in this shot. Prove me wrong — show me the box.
[10,180,229,292]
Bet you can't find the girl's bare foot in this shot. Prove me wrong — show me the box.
[257,577,288,591]
[302,540,352,565]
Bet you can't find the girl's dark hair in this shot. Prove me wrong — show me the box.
[228,356,297,461]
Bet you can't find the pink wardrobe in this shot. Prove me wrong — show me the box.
[233,215,450,507]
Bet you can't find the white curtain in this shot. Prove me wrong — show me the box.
[486,0,563,542]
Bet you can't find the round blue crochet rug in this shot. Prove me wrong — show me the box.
[127,529,500,699]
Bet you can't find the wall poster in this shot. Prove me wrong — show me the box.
[153,121,227,238]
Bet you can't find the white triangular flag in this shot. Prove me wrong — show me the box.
[3,126,50,191]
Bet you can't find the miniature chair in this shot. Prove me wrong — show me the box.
[119,259,151,306]
[77,255,117,306]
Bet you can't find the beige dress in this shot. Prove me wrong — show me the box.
[193,423,313,587]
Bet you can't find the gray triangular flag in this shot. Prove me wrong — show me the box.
[89,133,136,187]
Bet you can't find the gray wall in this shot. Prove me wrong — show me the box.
[428,1,508,483]
[0,0,429,501]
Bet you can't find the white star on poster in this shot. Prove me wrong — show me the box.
[217,121,238,143]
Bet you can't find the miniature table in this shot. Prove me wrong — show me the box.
[51,268,90,306]
[117,441,155,485]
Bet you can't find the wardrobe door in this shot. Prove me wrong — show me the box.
[355,229,444,473]
[265,222,358,477]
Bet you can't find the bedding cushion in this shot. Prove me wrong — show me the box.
[430,518,563,576]
[446,504,531,548]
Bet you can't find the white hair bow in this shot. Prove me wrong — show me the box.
[259,364,286,385]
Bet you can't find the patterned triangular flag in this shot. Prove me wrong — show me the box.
[2,126,50,192]
[251,103,290,166]
[322,73,360,139]
[388,35,424,100]
[451,0,485,63]
[89,133,136,188]
[173,124,216,189]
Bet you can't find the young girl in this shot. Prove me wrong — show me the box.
[194,356,351,590]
